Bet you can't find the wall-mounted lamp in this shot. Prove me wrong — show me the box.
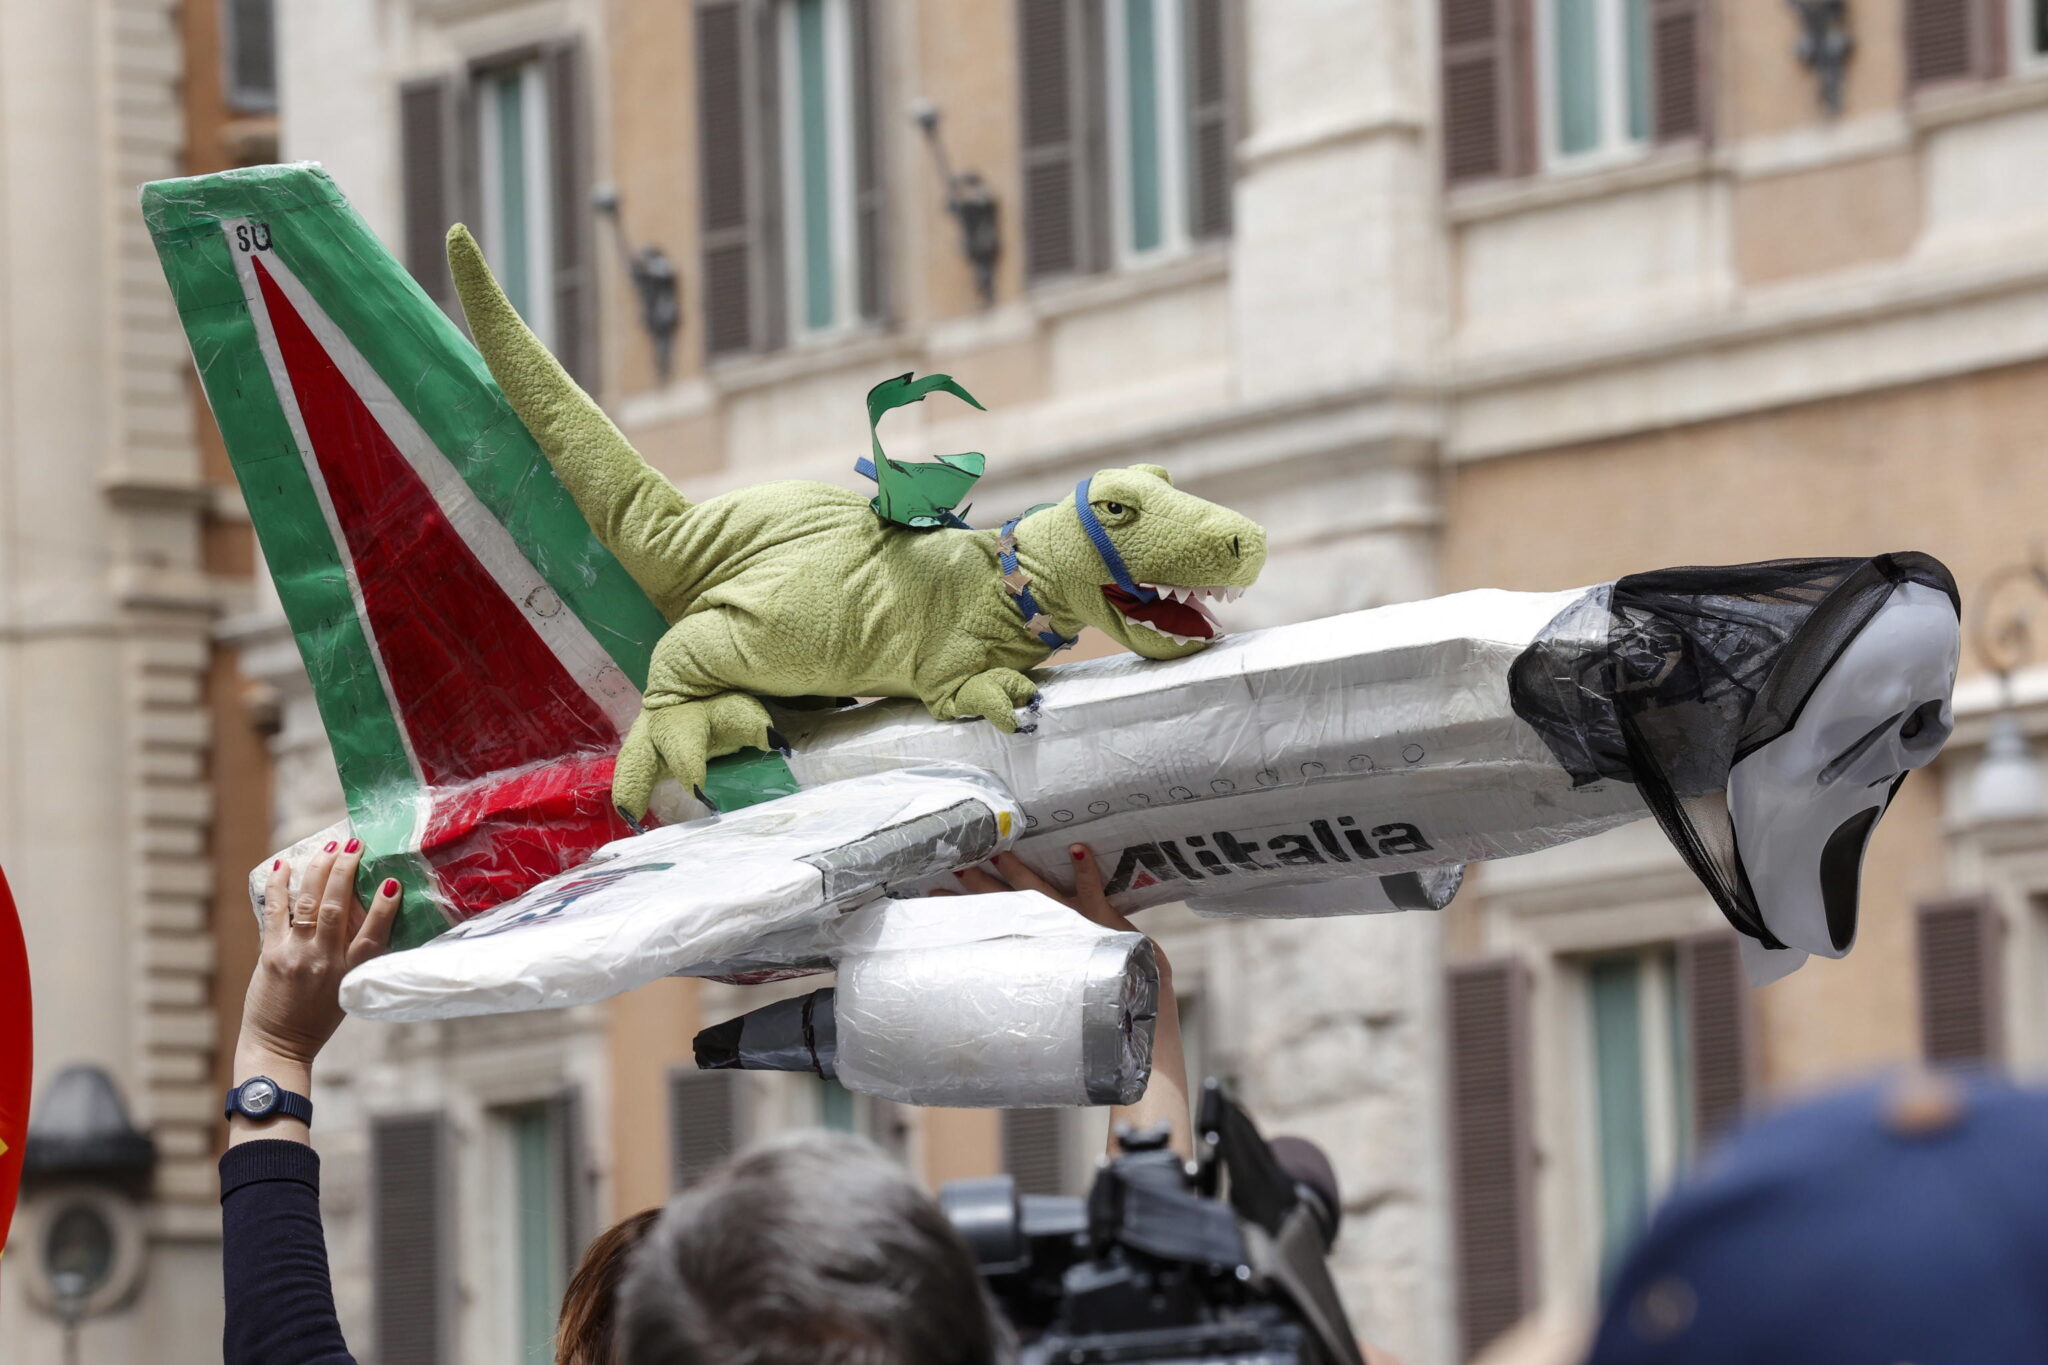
[21,1065,159,1358]
[593,185,682,382]
[1789,0,1853,116]
[910,99,1000,308]
[1967,548,2048,824]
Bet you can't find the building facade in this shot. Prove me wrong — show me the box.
[0,1,2007,1363]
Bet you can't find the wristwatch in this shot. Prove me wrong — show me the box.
[224,1075,314,1127]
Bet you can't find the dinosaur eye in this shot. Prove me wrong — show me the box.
[1094,500,1137,527]
[1103,502,1126,515]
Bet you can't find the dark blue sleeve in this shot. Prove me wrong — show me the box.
[220,1140,357,1365]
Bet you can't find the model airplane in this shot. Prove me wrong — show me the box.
[144,165,1961,1108]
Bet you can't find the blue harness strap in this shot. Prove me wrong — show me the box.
[1074,476,1157,602]
[998,515,1077,652]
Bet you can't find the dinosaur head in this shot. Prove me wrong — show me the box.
[1018,464,1267,659]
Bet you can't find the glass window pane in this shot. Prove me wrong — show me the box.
[1123,0,1164,252]
[819,1077,857,1132]
[795,0,836,331]
[1553,0,1602,156]
[1589,957,1650,1272]
[2035,0,2048,56]
[1663,950,1692,1165]
[1624,0,1651,142]
[509,1106,564,1364]
[493,72,531,319]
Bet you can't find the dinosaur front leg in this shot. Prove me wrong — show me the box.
[926,668,1042,734]
[614,614,779,817]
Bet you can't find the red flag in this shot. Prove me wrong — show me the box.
[0,864,29,1261]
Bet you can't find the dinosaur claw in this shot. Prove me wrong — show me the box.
[1015,719,1039,735]
[1026,693,1043,711]
[693,785,722,814]
[615,805,648,837]
[765,727,794,757]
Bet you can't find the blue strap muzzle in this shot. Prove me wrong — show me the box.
[1074,476,1157,602]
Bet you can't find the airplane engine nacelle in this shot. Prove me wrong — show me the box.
[695,928,1160,1109]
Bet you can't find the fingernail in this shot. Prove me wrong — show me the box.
[344,838,361,853]
[382,878,400,897]
[272,859,281,871]
[324,841,338,853]
[1071,845,1085,860]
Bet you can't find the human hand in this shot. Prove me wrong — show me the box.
[238,840,401,1074]
[948,847,1168,979]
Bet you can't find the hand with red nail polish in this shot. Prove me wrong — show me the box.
[232,837,402,1147]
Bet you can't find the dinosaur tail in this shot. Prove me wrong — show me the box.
[448,225,697,606]
[144,163,670,948]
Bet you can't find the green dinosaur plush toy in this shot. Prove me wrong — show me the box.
[448,226,1268,819]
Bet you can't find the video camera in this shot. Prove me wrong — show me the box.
[939,1080,1367,1365]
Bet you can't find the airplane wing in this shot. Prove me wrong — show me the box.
[338,767,1022,1021]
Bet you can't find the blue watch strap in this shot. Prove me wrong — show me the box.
[226,1077,314,1127]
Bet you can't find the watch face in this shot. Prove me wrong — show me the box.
[240,1078,278,1116]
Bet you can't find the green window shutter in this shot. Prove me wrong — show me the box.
[1649,0,1708,144]
[1018,0,1110,280]
[1679,931,1748,1148]
[671,1068,747,1189]
[696,0,785,356]
[1440,0,1536,183]
[372,1113,452,1365]
[551,1087,592,1277]
[1918,895,2005,1067]
[1002,1108,1069,1195]
[850,0,888,321]
[547,38,596,386]
[1184,0,1234,240]
[400,76,460,312]
[1447,958,1535,1360]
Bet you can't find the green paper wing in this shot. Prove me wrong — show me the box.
[863,372,987,529]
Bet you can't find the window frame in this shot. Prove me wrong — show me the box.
[2015,0,2048,72]
[1534,0,1653,173]
[775,0,865,342]
[474,58,558,351]
[1103,0,1194,267]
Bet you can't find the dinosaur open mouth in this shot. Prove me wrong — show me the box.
[1102,583,1240,646]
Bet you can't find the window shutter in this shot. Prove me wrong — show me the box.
[1679,932,1748,1146]
[1184,0,1234,240]
[1649,0,1708,144]
[550,1087,592,1272]
[1001,1108,1069,1195]
[1440,0,1535,184]
[372,1113,451,1365]
[1018,0,1108,280]
[850,0,888,321]
[1906,0,2006,88]
[400,78,459,311]
[1447,959,1534,1361]
[1918,896,2004,1066]
[696,0,785,356]
[670,1069,746,1189]
[547,38,597,386]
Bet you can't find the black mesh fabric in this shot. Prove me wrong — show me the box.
[1508,553,1958,947]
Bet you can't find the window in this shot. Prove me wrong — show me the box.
[498,1103,570,1364]
[777,0,866,336]
[1540,0,1651,166]
[476,61,558,350]
[2021,0,2048,66]
[1106,0,1191,262]
[224,0,278,113]
[1018,0,1233,283]
[1584,948,1689,1272]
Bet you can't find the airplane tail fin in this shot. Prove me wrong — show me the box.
[144,164,671,948]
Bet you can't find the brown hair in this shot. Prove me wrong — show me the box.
[556,1207,660,1365]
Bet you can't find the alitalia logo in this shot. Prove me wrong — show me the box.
[1103,816,1434,894]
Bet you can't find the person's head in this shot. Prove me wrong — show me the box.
[556,1207,659,1365]
[616,1130,1002,1365]
[1585,1072,2048,1364]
